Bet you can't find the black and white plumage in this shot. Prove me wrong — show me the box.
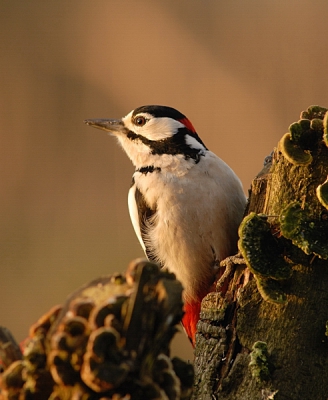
[85,105,246,345]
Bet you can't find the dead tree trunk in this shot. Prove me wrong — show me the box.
[193,106,328,400]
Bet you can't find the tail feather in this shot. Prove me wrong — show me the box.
[181,300,202,347]
[181,268,230,346]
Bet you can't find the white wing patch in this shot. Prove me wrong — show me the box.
[128,184,146,252]
[185,135,206,151]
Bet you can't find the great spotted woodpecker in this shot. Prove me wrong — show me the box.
[85,105,246,346]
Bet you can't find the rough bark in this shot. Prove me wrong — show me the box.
[193,106,328,400]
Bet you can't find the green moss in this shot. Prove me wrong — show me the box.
[238,213,292,281]
[249,341,272,382]
[280,202,328,259]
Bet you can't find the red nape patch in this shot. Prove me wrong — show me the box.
[179,117,196,133]
[182,300,202,347]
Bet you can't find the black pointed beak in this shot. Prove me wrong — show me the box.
[84,118,125,134]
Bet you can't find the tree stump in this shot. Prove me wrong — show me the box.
[193,105,328,400]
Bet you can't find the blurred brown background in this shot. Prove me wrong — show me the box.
[1,1,328,360]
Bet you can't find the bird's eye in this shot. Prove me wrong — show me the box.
[133,116,147,126]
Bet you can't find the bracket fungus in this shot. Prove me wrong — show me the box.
[278,105,327,166]
[238,213,292,304]
[280,202,328,260]
[0,260,193,400]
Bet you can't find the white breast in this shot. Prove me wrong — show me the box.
[130,151,246,303]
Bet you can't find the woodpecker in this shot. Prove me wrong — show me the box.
[84,105,246,346]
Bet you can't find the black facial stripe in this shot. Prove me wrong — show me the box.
[127,128,207,163]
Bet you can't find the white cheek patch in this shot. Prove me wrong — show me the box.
[140,117,185,140]
[123,112,185,141]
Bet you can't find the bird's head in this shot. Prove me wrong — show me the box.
[84,105,207,170]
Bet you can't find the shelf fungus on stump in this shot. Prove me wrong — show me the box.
[0,259,194,400]
[238,105,328,305]
[279,105,327,166]
[238,213,293,304]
